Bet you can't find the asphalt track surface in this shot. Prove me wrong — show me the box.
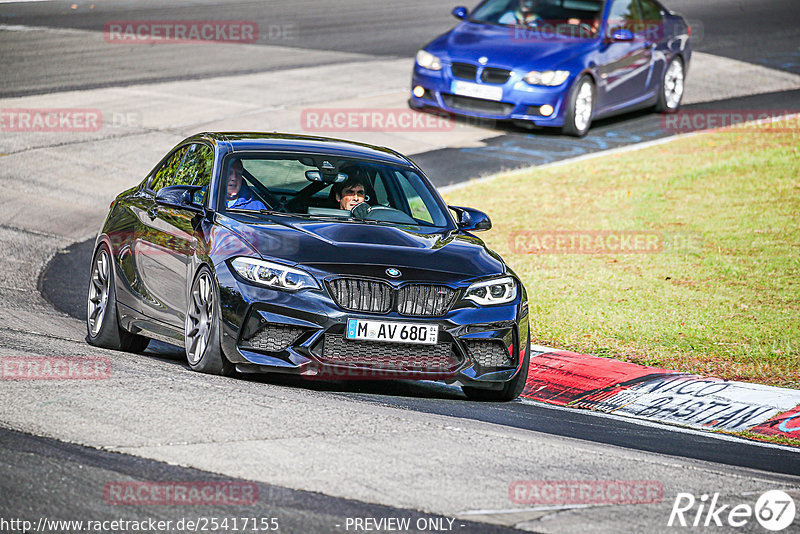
[4,0,800,531]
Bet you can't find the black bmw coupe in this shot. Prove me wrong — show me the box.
[87,133,530,400]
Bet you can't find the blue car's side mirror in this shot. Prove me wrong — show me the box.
[452,6,468,19]
[611,28,635,42]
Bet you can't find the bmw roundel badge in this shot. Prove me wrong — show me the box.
[386,268,401,278]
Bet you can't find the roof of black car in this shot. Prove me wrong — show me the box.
[198,132,413,167]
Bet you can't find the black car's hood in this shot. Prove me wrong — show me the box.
[436,22,594,70]
[221,215,505,279]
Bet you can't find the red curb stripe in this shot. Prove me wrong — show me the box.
[749,404,800,439]
[522,350,677,405]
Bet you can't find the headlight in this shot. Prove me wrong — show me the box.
[464,276,517,306]
[416,49,443,71]
[230,257,319,291]
[524,70,570,86]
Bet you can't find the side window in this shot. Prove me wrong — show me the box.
[174,143,214,204]
[607,0,642,31]
[636,0,663,38]
[397,173,434,224]
[150,146,188,193]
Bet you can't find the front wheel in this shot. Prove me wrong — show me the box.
[86,243,149,352]
[185,266,234,376]
[655,56,685,113]
[462,335,530,401]
[562,75,595,137]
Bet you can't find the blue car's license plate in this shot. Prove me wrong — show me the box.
[346,318,438,345]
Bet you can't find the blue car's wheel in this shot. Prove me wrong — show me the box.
[656,56,685,113]
[185,266,234,375]
[562,75,594,137]
[86,243,149,353]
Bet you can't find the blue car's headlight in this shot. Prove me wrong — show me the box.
[416,49,443,71]
[231,257,319,291]
[524,70,570,86]
[465,276,517,306]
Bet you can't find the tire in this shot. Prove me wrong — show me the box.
[185,266,234,376]
[655,56,685,113]
[562,75,595,137]
[462,334,531,402]
[86,243,149,352]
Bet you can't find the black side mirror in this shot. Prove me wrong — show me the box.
[155,185,204,213]
[452,6,468,19]
[450,205,491,232]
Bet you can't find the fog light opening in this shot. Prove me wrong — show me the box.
[413,85,426,98]
[540,104,554,117]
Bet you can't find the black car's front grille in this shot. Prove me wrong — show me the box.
[327,278,458,317]
[465,339,512,368]
[451,62,478,80]
[327,278,393,313]
[321,334,457,371]
[243,324,305,352]
[481,67,511,84]
[442,94,514,116]
[397,285,458,317]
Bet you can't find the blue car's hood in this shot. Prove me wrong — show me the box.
[222,215,506,279]
[435,22,595,70]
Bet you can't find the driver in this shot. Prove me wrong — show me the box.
[499,0,541,25]
[226,160,268,211]
[332,177,369,211]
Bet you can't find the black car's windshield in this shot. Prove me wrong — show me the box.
[220,154,451,229]
[469,0,605,36]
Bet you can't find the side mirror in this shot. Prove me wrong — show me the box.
[450,205,491,232]
[155,185,204,213]
[611,27,634,42]
[452,6,468,19]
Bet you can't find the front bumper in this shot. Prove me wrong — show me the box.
[216,264,530,390]
[410,63,571,126]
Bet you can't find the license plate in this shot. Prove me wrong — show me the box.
[451,80,503,101]
[346,319,438,345]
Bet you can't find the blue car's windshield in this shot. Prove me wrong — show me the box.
[469,0,605,37]
[221,154,452,229]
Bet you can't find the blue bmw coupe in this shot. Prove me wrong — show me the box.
[410,0,691,136]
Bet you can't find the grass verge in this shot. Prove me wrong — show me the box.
[443,123,799,389]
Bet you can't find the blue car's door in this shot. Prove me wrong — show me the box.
[595,0,653,111]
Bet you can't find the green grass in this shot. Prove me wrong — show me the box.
[443,126,800,388]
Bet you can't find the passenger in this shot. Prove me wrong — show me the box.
[226,160,268,211]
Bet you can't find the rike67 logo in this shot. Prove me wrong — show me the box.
[669,490,796,531]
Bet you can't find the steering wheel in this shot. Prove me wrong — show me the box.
[351,203,417,224]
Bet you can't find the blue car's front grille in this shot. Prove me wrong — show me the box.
[327,278,458,317]
[480,67,511,85]
[442,94,514,116]
[451,62,477,80]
